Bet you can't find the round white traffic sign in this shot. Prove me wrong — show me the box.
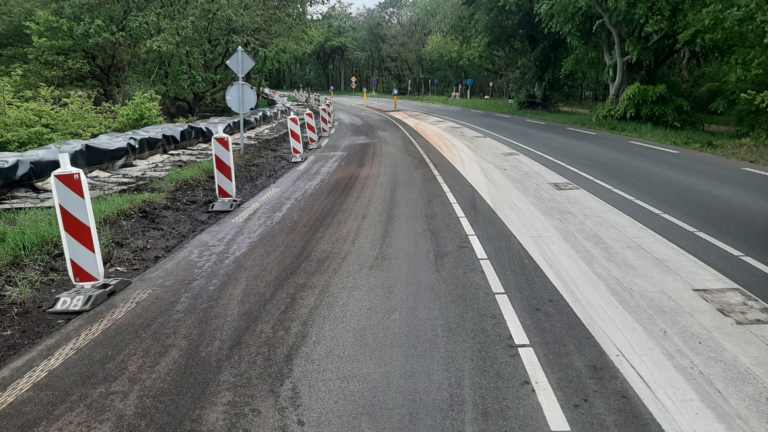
[225,82,257,114]
[351,83,357,89]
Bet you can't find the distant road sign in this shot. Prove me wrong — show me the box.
[225,47,256,77]
[393,88,399,96]
[434,79,439,84]
[351,83,357,89]
[351,77,357,82]
[225,82,257,114]
[331,86,334,90]
[372,78,378,84]
[467,79,474,86]
[363,87,367,93]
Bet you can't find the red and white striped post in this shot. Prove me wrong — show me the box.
[212,129,236,200]
[51,153,104,286]
[304,109,319,149]
[320,106,330,136]
[328,101,334,124]
[325,102,333,127]
[288,114,305,162]
[329,100,335,122]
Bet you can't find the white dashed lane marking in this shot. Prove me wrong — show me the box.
[526,119,546,125]
[566,127,596,135]
[363,106,572,431]
[404,107,768,276]
[629,141,679,153]
[743,168,768,177]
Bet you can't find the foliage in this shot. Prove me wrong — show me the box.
[594,84,696,128]
[114,91,163,131]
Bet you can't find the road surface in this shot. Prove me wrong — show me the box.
[1,99,767,431]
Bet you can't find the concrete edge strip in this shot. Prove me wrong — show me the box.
[402,107,768,276]
[0,290,151,411]
[361,105,572,431]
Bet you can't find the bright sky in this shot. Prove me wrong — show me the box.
[347,0,380,11]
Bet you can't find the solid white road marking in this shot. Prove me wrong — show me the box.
[526,119,546,125]
[468,235,488,259]
[496,114,511,118]
[458,216,475,235]
[695,232,745,256]
[612,189,636,200]
[402,107,768,275]
[742,168,768,177]
[495,294,531,346]
[0,290,151,411]
[519,348,572,431]
[629,141,680,153]
[480,259,504,293]
[362,105,573,430]
[566,127,596,135]
[233,188,279,223]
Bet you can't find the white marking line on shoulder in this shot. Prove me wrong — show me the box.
[320,138,329,147]
[633,199,664,214]
[452,203,466,218]
[519,347,572,431]
[742,168,768,176]
[660,214,699,232]
[695,232,745,256]
[629,141,680,153]
[496,114,511,118]
[495,294,531,346]
[446,192,458,204]
[458,216,475,235]
[612,189,636,200]
[296,155,314,171]
[741,256,768,273]
[330,129,335,135]
[471,110,483,113]
[362,105,572,430]
[566,127,597,135]
[0,290,151,411]
[468,235,488,259]
[480,259,504,293]
[233,188,279,223]
[526,119,546,125]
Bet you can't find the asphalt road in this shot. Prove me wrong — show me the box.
[0,104,660,431]
[347,96,768,302]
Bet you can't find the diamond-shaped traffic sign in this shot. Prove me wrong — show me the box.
[226,47,257,77]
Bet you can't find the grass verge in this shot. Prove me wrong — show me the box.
[328,91,767,165]
[1,159,215,288]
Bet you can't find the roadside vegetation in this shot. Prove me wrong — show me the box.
[0,159,216,308]
[336,91,766,165]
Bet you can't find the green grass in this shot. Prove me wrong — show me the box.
[0,158,217,275]
[330,91,767,165]
[154,160,213,192]
[0,192,166,270]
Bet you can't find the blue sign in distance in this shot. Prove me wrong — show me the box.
[434,79,439,84]
[393,88,399,96]
[372,78,378,84]
[467,79,474,86]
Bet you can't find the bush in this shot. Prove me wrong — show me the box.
[594,84,697,128]
[115,91,164,131]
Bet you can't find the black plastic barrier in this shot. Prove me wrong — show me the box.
[0,107,288,191]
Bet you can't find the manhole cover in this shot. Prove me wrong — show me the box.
[695,288,768,325]
[502,152,520,156]
[549,182,580,191]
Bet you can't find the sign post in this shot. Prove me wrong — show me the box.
[363,87,368,102]
[351,77,357,94]
[467,79,474,99]
[434,78,438,96]
[393,88,399,109]
[331,85,334,98]
[372,78,377,95]
[225,46,257,154]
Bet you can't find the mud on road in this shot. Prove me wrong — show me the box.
[0,126,300,367]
